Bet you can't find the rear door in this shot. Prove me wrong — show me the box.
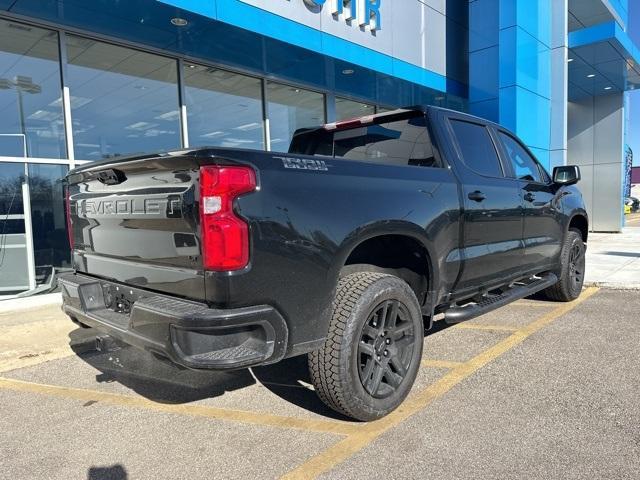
[67,155,205,300]
[445,114,524,292]
[494,129,563,268]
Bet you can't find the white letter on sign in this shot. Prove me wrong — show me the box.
[358,0,381,31]
[331,0,357,20]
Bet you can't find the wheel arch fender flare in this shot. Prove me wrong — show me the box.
[329,220,440,309]
[566,210,589,242]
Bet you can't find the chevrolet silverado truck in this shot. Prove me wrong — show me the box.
[60,106,588,421]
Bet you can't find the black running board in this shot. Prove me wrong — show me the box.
[444,273,558,324]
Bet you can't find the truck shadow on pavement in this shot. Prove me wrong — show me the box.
[69,329,256,404]
[68,322,455,421]
[87,464,127,480]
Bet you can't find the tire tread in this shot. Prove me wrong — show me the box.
[544,229,584,301]
[308,272,388,418]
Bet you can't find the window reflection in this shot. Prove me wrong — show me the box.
[335,97,374,121]
[183,64,264,149]
[450,120,503,178]
[498,132,542,182]
[0,161,24,225]
[28,164,70,281]
[290,115,438,167]
[0,20,66,159]
[66,35,181,160]
[0,162,30,292]
[267,82,325,151]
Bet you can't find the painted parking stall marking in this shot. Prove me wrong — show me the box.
[281,287,599,480]
[0,288,598,480]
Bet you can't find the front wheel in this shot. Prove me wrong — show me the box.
[308,272,423,421]
[543,229,586,301]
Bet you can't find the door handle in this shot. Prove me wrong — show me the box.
[468,191,486,202]
[523,192,536,203]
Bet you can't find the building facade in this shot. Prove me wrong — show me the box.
[0,0,638,293]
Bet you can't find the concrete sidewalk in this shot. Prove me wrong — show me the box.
[585,220,640,289]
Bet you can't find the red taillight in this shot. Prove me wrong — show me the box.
[65,186,74,249]
[199,165,256,271]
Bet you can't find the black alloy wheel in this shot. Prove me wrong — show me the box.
[308,272,423,421]
[358,299,415,399]
[568,241,585,291]
[543,228,586,302]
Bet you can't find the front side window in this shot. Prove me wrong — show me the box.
[498,132,542,182]
[450,120,503,178]
[0,20,66,159]
[183,65,264,150]
[66,35,181,160]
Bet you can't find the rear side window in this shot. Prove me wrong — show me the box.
[289,115,439,167]
[498,132,543,183]
[450,120,503,178]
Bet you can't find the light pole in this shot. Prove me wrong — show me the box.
[0,75,42,157]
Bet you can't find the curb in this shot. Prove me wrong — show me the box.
[0,293,62,314]
[583,282,640,291]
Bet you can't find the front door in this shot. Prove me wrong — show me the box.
[446,117,524,293]
[495,130,563,269]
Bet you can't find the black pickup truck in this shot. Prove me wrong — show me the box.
[60,106,588,421]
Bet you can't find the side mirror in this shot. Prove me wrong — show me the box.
[553,165,581,185]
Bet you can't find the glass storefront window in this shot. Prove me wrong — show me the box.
[183,64,264,150]
[0,162,30,292]
[335,97,375,121]
[0,162,24,229]
[266,82,325,151]
[0,20,66,159]
[65,35,181,160]
[28,164,70,282]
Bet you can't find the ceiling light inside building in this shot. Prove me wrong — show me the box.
[604,86,613,90]
[125,122,158,131]
[234,122,261,131]
[155,110,180,121]
[587,74,596,78]
[201,131,226,138]
[342,69,355,75]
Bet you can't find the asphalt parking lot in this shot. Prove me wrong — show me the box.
[1,287,640,480]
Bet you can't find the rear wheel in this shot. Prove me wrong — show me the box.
[308,272,423,421]
[543,229,586,301]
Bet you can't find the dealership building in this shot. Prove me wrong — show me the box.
[0,0,639,293]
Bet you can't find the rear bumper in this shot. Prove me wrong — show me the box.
[59,273,288,370]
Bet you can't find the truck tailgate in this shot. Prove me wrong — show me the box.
[66,155,205,301]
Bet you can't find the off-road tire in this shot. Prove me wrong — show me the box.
[543,228,586,301]
[308,272,423,421]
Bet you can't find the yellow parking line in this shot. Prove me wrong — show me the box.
[281,287,599,480]
[0,348,74,374]
[0,377,358,436]
[454,323,520,332]
[420,359,463,369]
[512,301,554,307]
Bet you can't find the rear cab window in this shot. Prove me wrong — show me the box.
[289,113,440,168]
